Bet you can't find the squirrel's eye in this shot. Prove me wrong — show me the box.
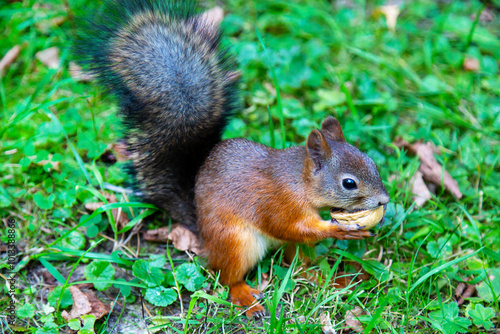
[342,178,357,190]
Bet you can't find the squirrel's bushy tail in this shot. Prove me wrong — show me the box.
[75,0,239,231]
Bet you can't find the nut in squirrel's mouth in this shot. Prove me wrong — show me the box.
[330,204,387,214]
[329,205,387,228]
[330,207,366,214]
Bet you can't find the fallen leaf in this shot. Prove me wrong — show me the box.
[27,154,61,171]
[143,226,170,242]
[196,6,224,40]
[85,193,129,230]
[345,306,365,333]
[457,284,476,305]
[319,311,336,334]
[69,61,93,82]
[258,273,270,291]
[84,202,102,212]
[201,6,224,26]
[36,16,66,33]
[61,286,110,321]
[472,8,494,23]
[144,224,202,255]
[36,47,60,69]
[166,224,202,255]
[0,45,20,74]
[376,5,400,32]
[411,171,432,207]
[394,139,462,199]
[463,58,480,72]
[455,282,466,299]
[41,270,56,286]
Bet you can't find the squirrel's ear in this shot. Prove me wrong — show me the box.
[320,117,345,142]
[306,129,331,171]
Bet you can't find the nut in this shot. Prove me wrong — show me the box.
[330,205,385,230]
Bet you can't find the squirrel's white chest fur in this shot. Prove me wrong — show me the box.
[250,229,284,265]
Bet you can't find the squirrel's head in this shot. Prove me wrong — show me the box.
[304,117,390,212]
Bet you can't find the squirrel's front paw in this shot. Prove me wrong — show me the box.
[330,219,376,240]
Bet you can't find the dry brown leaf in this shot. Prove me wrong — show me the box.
[457,283,476,305]
[264,82,276,96]
[143,226,170,242]
[201,6,224,26]
[36,47,60,69]
[114,208,129,230]
[345,306,365,333]
[84,193,129,230]
[85,202,103,212]
[0,45,20,74]
[472,8,494,23]
[376,5,400,32]
[36,159,60,170]
[27,154,61,171]
[167,224,202,254]
[69,61,94,82]
[36,16,66,33]
[411,171,432,207]
[455,282,466,299]
[143,224,202,255]
[395,139,462,199]
[61,286,110,321]
[463,58,480,72]
[106,194,130,230]
[319,311,336,334]
[258,273,270,291]
[41,270,56,286]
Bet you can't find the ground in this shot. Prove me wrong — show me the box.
[1,0,499,333]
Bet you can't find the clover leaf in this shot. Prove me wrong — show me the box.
[175,263,205,292]
[47,286,73,308]
[428,302,471,334]
[61,230,86,250]
[84,260,115,291]
[149,254,167,268]
[132,260,164,287]
[113,278,131,297]
[145,286,177,307]
[477,269,500,303]
[468,304,495,330]
[17,303,36,319]
[33,193,55,210]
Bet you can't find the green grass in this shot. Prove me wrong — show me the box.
[1,0,500,333]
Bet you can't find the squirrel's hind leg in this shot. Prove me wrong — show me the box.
[200,216,267,318]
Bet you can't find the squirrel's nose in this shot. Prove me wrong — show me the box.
[378,193,390,206]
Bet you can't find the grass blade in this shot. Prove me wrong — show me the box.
[409,248,483,294]
[39,258,66,284]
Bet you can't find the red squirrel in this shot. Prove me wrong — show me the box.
[76,0,390,318]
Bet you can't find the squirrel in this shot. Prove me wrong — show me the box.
[76,0,390,318]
